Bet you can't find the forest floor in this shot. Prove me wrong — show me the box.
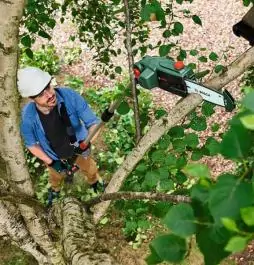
[2,1,254,265]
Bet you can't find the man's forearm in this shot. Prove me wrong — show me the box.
[28,145,53,165]
[88,123,103,144]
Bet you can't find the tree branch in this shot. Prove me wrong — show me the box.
[93,47,254,224]
[85,192,191,208]
[123,0,141,143]
[0,190,45,212]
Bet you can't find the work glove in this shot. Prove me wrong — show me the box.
[48,160,67,173]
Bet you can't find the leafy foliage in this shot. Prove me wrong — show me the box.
[20,1,254,264]
[19,44,60,74]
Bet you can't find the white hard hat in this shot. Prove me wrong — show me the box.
[17,67,51,97]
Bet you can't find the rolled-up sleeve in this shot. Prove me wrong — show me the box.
[73,91,100,128]
[20,117,37,148]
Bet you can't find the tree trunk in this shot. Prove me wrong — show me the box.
[52,198,118,265]
[0,1,118,264]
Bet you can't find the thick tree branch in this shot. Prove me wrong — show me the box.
[0,202,48,264]
[58,198,118,265]
[93,47,254,224]
[0,190,45,211]
[85,192,191,208]
[123,0,141,143]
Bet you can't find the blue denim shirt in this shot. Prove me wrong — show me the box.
[20,87,100,160]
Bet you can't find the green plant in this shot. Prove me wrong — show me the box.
[19,44,60,74]
[63,47,82,65]
[64,75,84,94]
[84,84,154,174]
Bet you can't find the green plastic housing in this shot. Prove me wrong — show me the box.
[134,55,195,90]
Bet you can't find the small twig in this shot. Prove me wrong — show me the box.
[84,191,191,208]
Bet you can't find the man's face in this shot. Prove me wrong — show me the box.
[32,83,57,108]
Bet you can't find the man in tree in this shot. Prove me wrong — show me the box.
[18,66,104,206]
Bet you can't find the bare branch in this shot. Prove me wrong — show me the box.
[123,0,141,143]
[86,191,191,208]
[0,190,45,212]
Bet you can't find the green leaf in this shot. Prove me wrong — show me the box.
[209,52,219,61]
[184,133,199,148]
[168,126,184,138]
[176,0,184,4]
[164,154,177,167]
[177,49,187,61]
[151,202,172,218]
[243,0,251,6]
[100,217,109,225]
[221,218,239,232]
[27,20,39,33]
[240,114,254,130]
[155,108,167,119]
[176,155,187,169]
[115,66,122,74]
[211,123,220,132]
[158,135,171,149]
[188,63,196,70]
[198,56,207,62]
[172,139,186,153]
[240,207,254,226]
[164,203,196,237]
[183,163,211,178]
[190,49,198,56]
[159,44,171,57]
[38,30,51,39]
[205,137,220,156]
[173,22,184,34]
[150,234,187,263]
[190,116,207,131]
[146,245,162,265]
[140,0,165,21]
[175,171,187,184]
[151,150,165,163]
[201,102,215,117]
[191,183,209,203]
[214,64,225,73]
[25,48,33,59]
[21,35,32,48]
[209,174,253,222]
[242,91,254,111]
[162,30,171,38]
[159,179,174,191]
[136,163,148,173]
[117,101,130,115]
[143,171,158,189]
[196,226,230,265]
[225,236,249,253]
[221,124,251,159]
[191,150,204,161]
[192,15,202,26]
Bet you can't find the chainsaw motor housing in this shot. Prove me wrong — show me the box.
[134,56,195,97]
[134,55,235,112]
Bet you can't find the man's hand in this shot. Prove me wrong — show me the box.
[48,160,67,173]
[74,142,91,157]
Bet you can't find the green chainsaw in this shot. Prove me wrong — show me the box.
[133,56,235,112]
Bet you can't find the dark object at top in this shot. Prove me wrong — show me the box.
[233,6,254,46]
